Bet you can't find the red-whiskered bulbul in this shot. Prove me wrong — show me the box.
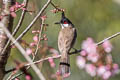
[55,12,77,77]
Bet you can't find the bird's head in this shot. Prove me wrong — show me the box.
[55,12,73,29]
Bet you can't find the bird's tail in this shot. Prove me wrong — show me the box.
[59,52,70,78]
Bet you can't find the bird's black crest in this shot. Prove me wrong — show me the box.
[61,12,73,25]
[62,12,65,18]
[55,12,74,27]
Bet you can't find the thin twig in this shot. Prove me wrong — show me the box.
[33,18,44,60]
[50,2,58,10]
[69,49,82,55]
[50,2,64,12]
[6,55,61,73]
[0,23,46,80]
[96,32,120,45]
[9,73,23,80]
[1,0,28,56]
[11,0,51,45]
[25,55,61,67]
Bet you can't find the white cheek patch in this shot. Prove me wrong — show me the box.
[61,24,69,29]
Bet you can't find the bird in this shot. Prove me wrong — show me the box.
[55,12,77,77]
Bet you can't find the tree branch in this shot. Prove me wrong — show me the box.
[26,55,61,67]
[96,32,120,45]
[33,17,45,60]
[11,0,51,45]
[0,23,46,80]
[1,0,28,56]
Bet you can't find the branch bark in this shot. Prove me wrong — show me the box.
[0,0,14,79]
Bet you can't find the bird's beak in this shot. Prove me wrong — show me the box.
[55,22,61,24]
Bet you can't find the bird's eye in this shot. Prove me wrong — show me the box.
[64,21,67,24]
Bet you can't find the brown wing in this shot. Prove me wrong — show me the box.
[58,27,76,54]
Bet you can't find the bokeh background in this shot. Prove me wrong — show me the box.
[2,0,120,80]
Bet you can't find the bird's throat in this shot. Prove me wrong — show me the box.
[61,24,69,29]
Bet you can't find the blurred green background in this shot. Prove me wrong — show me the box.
[3,0,120,80]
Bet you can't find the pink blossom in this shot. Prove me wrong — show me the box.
[40,15,47,21]
[113,64,119,69]
[37,30,40,33]
[85,64,96,77]
[10,12,17,18]
[10,6,15,12]
[15,78,20,80]
[81,37,97,54]
[87,53,99,63]
[50,8,64,13]
[56,70,61,75]
[44,37,48,41]
[102,40,112,53]
[80,50,87,56]
[25,75,32,80]
[63,73,70,78]
[0,35,6,39]
[30,42,36,47]
[102,71,111,80]
[76,56,86,69]
[21,3,25,6]
[11,45,16,48]
[49,48,59,55]
[112,63,119,74]
[15,2,20,8]
[105,64,111,71]
[21,8,26,11]
[32,30,37,33]
[0,16,3,21]
[18,4,22,8]
[33,35,38,42]
[50,9,58,13]
[48,58,56,68]
[9,2,26,18]
[97,66,106,76]
[32,30,40,34]
[26,48,32,55]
